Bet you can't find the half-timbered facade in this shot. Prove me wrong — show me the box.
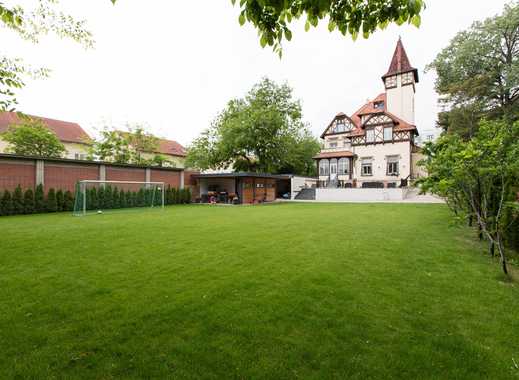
[314,38,420,188]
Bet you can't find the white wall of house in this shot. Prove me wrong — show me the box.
[0,139,8,154]
[352,141,411,184]
[140,151,185,168]
[386,74,415,124]
[316,188,406,201]
[63,142,90,160]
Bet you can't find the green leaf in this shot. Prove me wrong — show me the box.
[410,14,421,27]
[304,21,310,32]
[239,13,246,26]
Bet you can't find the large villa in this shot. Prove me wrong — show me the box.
[314,38,423,188]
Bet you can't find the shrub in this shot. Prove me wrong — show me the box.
[97,187,105,209]
[137,188,145,207]
[1,190,14,216]
[125,190,133,208]
[104,185,113,209]
[46,188,58,212]
[34,184,45,213]
[111,187,118,209]
[23,188,35,214]
[89,188,98,210]
[12,185,24,215]
[63,190,74,211]
[56,189,64,212]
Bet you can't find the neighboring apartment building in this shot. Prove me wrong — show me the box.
[314,38,423,187]
[0,112,92,160]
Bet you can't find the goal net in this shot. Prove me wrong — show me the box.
[73,180,165,216]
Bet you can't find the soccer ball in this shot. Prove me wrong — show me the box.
[97,210,103,214]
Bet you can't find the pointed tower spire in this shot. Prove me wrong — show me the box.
[382,38,419,83]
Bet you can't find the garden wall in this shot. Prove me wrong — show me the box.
[0,154,185,193]
[316,188,406,202]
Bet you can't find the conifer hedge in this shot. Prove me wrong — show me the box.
[0,184,192,217]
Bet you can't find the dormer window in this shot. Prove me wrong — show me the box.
[385,76,397,89]
[374,101,384,110]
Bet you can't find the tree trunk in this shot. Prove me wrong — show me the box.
[496,233,508,275]
[489,240,495,257]
[468,214,473,227]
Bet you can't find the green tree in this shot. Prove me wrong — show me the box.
[46,188,58,212]
[1,1,94,111]
[89,125,159,165]
[12,185,24,214]
[23,188,35,214]
[230,0,423,57]
[56,189,64,212]
[125,190,133,208]
[112,187,120,209]
[187,78,320,175]
[34,184,45,213]
[126,125,159,164]
[1,190,13,216]
[418,119,519,275]
[427,2,519,135]
[2,117,66,157]
[136,188,145,207]
[63,190,74,211]
[89,129,133,164]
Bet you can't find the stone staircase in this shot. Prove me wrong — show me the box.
[294,188,316,200]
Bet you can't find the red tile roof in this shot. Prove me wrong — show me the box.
[313,150,354,159]
[156,138,186,157]
[116,130,186,157]
[0,112,91,144]
[382,37,419,82]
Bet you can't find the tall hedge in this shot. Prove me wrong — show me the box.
[1,190,13,216]
[46,188,58,212]
[12,185,24,214]
[56,189,64,212]
[34,184,45,213]
[64,190,74,211]
[23,189,35,214]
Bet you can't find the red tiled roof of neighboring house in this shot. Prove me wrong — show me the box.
[382,37,419,82]
[0,112,91,144]
[156,138,186,157]
[116,130,186,157]
[313,150,355,159]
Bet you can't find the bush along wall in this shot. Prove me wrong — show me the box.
[77,185,191,212]
[0,185,192,216]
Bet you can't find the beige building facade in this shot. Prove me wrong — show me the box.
[314,38,421,188]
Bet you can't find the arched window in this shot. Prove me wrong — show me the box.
[319,160,329,176]
[338,158,349,175]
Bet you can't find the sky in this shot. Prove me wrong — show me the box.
[3,0,511,146]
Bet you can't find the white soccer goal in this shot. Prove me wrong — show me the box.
[73,180,165,216]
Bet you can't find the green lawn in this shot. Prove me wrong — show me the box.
[1,203,519,379]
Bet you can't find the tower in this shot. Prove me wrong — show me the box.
[382,38,419,124]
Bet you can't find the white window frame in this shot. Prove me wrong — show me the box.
[386,156,399,176]
[338,158,349,175]
[319,160,329,176]
[366,128,375,143]
[383,127,393,141]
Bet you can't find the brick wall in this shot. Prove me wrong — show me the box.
[151,169,181,189]
[44,162,99,192]
[0,158,35,191]
[0,154,186,194]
